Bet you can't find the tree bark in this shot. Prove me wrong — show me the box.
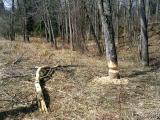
[98,0,120,79]
[83,1,102,55]
[49,17,57,49]
[128,0,132,42]
[43,1,57,48]
[66,0,74,50]
[10,0,15,41]
[23,0,30,42]
[139,0,149,66]
[145,0,150,23]
[156,0,159,23]
[65,1,69,43]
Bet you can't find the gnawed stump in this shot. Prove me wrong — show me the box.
[92,76,129,85]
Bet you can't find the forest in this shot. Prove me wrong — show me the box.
[0,0,160,119]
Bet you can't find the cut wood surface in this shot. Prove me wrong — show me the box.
[35,66,49,113]
[34,65,60,113]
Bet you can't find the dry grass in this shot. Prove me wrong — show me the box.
[0,24,160,120]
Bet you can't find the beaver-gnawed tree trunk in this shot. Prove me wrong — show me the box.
[139,0,149,66]
[98,0,120,79]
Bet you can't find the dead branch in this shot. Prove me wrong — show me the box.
[35,66,48,113]
[34,64,78,113]
[12,52,26,65]
[2,75,30,80]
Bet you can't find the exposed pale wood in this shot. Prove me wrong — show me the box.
[34,65,60,113]
[92,76,128,85]
[35,66,49,113]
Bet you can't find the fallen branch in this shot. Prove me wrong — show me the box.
[2,75,30,80]
[35,66,49,113]
[12,52,26,65]
[34,64,78,113]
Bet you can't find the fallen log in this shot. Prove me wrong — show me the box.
[34,64,77,113]
[35,66,49,113]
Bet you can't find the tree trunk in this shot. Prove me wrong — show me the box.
[115,0,120,45]
[24,0,30,42]
[83,1,102,55]
[45,25,49,42]
[156,0,159,23]
[49,17,57,49]
[66,0,74,50]
[128,0,132,42]
[23,20,26,41]
[145,0,150,23]
[65,1,69,43]
[44,16,53,46]
[139,0,149,66]
[42,16,50,43]
[10,0,15,41]
[98,0,120,79]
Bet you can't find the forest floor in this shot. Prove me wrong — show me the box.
[0,23,160,120]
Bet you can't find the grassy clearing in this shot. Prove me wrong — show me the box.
[0,24,160,120]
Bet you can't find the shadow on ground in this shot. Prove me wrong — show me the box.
[124,57,160,79]
[0,65,79,120]
[39,64,79,108]
[150,57,160,71]
[0,104,37,120]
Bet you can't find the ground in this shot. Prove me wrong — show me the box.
[0,23,160,120]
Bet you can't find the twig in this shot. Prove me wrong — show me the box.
[2,75,29,80]
[12,52,26,65]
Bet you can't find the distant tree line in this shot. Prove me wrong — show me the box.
[0,0,159,78]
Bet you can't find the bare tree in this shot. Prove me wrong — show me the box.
[156,0,159,23]
[10,0,15,41]
[83,0,102,55]
[23,0,30,42]
[128,0,132,42]
[139,0,149,66]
